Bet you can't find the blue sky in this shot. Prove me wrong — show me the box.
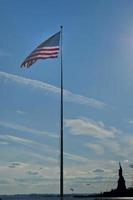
[1,0,133,195]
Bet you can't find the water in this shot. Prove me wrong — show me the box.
[55,197,133,200]
[1,196,133,200]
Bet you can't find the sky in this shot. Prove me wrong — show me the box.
[1,0,133,195]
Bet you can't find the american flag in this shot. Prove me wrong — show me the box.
[20,31,60,68]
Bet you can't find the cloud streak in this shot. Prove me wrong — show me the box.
[87,143,105,155]
[0,71,106,109]
[64,152,89,163]
[64,117,131,158]
[16,110,26,115]
[0,120,58,138]
[64,118,115,139]
[0,133,59,163]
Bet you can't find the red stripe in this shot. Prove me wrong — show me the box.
[34,55,58,60]
[25,53,58,62]
[22,55,58,67]
[34,48,59,53]
[21,46,59,68]
[30,52,58,57]
[34,49,59,52]
[31,50,58,55]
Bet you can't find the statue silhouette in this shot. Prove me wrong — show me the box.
[117,162,126,192]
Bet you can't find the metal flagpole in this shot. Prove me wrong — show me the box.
[20,29,62,197]
[60,26,64,200]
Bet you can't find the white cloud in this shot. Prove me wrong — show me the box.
[0,71,106,109]
[86,139,126,157]
[0,162,59,184]
[64,118,115,139]
[0,134,53,154]
[64,152,89,163]
[0,120,58,138]
[0,133,59,164]
[0,141,8,145]
[93,168,105,173]
[64,117,133,158]
[0,134,36,146]
[86,143,105,155]
[0,132,57,151]
[103,139,125,156]
[16,110,26,115]
[124,135,133,145]
[127,119,133,124]
[0,130,91,165]
[29,152,57,163]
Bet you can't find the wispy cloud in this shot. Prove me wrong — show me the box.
[8,162,22,169]
[16,110,26,115]
[64,118,115,139]
[64,152,89,163]
[0,133,58,163]
[127,119,133,124]
[102,139,124,156]
[0,128,91,164]
[64,117,132,158]
[0,127,91,164]
[93,169,105,173]
[86,140,126,157]
[0,120,58,138]
[86,143,105,155]
[27,170,39,176]
[0,179,11,185]
[0,71,106,109]
[0,134,38,146]
[0,141,8,145]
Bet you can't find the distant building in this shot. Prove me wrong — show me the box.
[117,162,126,192]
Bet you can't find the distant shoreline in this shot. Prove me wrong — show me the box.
[1,191,133,198]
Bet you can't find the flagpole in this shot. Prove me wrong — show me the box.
[60,26,64,200]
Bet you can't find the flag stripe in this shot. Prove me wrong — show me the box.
[28,52,59,57]
[22,55,58,67]
[35,46,59,50]
[32,47,59,53]
[33,49,59,54]
[28,50,59,57]
[27,55,58,61]
[25,53,58,62]
[21,32,60,68]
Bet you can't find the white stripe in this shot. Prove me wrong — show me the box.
[31,50,59,56]
[37,46,59,50]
